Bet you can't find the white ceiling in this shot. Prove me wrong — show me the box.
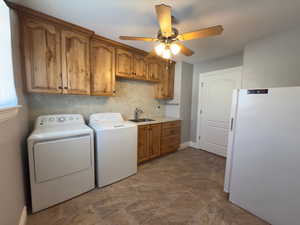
[9,0,300,64]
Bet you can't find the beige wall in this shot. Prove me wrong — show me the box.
[0,10,29,225]
[28,79,165,126]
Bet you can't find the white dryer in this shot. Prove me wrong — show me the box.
[89,113,137,188]
[27,114,95,212]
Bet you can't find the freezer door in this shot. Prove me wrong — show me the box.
[224,89,239,193]
[229,87,300,225]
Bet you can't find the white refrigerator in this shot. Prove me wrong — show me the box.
[224,87,300,225]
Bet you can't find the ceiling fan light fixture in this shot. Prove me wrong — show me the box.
[162,47,171,59]
[155,43,165,55]
[170,43,181,55]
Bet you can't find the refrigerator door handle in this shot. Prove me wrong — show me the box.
[230,118,234,131]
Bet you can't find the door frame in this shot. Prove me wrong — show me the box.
[195,66,242,153]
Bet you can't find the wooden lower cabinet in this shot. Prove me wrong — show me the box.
[138,121,181,164]
[138,123,161,164]
[161,121,181,155]
[148,123,161,159]
[138,125,150,163]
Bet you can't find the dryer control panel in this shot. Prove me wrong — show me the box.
[36,114,85,127]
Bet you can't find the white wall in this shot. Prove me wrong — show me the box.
[242,27,300,88]
[190,53,244,142]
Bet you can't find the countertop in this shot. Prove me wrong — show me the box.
[126,117,181,125]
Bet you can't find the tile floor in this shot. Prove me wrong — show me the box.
[27,148,269,225]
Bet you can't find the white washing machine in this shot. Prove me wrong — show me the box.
[27,114,95,212]
[89,113,137,187]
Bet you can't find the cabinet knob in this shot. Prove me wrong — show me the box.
[113,90,116,93]
[58,86,62,89]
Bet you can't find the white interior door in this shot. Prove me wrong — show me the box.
[197,67,241,157]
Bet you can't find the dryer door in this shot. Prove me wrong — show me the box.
[34,135,92,183]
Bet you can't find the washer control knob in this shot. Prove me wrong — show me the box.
[58,117,66,122]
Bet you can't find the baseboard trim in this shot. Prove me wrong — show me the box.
[179,141,193,150]
[18,206,27,225]
[189,142,199,149]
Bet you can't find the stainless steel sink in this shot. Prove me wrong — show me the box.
[129,118,155,123]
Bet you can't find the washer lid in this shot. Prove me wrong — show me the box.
[90,121,136,131]
[28,124,92,141]
[89,113,124,124]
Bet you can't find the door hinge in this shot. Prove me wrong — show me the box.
[198,136,201,140]
[200,109,203,114]
[201,82,204,87]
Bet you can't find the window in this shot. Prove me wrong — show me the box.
[0,1,19,122]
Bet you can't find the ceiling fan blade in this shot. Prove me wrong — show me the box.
[155,4,172,37]
[176,42,194,56]
[177,25,224,41]
[119,36,158,42]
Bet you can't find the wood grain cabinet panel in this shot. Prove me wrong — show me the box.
[90,39,115,96]
[155,61,175,99]
[147,59,161,82]
[61,30,90,95]
[138,125,150,164]
[149,123,161,159]
[22,17,62,93]
[133,54,148,80]
[116,48,133,78]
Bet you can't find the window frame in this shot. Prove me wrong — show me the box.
[0,105,21,123]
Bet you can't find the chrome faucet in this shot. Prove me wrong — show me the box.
[134,108,144,120]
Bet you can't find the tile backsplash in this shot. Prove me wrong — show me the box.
[28,79,165,126]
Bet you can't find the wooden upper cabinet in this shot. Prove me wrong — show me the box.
[61,30,91,95]
[22,17,62,93]
[149,123,161,159]
[90,38,115,96]
[116,48,133,78]
[147,58,161,82]
[133,54,147,80]
[155,61,175,99]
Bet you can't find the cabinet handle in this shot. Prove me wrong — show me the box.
[58,86,62,89]
[64,87,68,89]
[113,90,116,94]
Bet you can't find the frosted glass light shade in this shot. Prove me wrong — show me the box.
[162,48,171,59]
[170,43,181,55]
[155,43,165,55]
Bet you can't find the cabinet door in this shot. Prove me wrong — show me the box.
[155,62,175,99]
[116,48,133,78]
[90,39,115,96]
[61,30,90,95]
[138,125,150,164]
[148,59,161,82]
[149,123,161,159]
[133,54,147,80]
[22,17,62,93]
[167,62,175,98]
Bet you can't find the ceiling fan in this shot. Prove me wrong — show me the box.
[119,4,224,59]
